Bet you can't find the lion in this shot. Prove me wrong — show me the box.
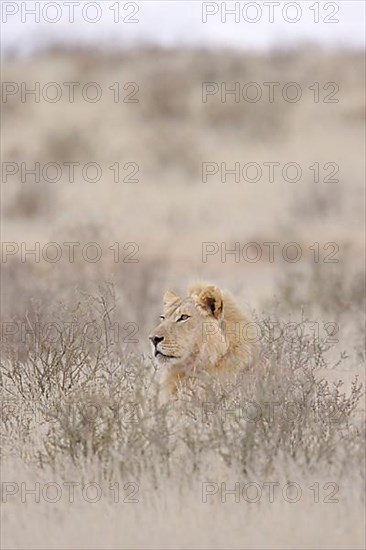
[149,283,260,398]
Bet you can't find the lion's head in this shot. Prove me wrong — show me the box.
[149,284,258,395]
[149,284,228,370]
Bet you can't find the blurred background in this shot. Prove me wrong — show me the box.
[1,0,365,350]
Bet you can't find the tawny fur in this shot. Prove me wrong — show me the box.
[149,283,260,398]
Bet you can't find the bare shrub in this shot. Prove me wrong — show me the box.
[1,292,363,486]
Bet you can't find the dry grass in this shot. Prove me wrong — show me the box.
[3,285,363,475]
[1,279,365,549]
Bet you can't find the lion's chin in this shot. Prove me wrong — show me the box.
[155,350,180,364]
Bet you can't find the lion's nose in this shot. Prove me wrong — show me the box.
[149,335,164,347]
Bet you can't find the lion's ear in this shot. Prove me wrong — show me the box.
[163,290,180,308]
[195,285,223,319]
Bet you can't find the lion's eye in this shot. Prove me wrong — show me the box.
[177,314,190,322]
[160,315,165,321]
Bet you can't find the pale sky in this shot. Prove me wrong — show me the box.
[1,1,365,56]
